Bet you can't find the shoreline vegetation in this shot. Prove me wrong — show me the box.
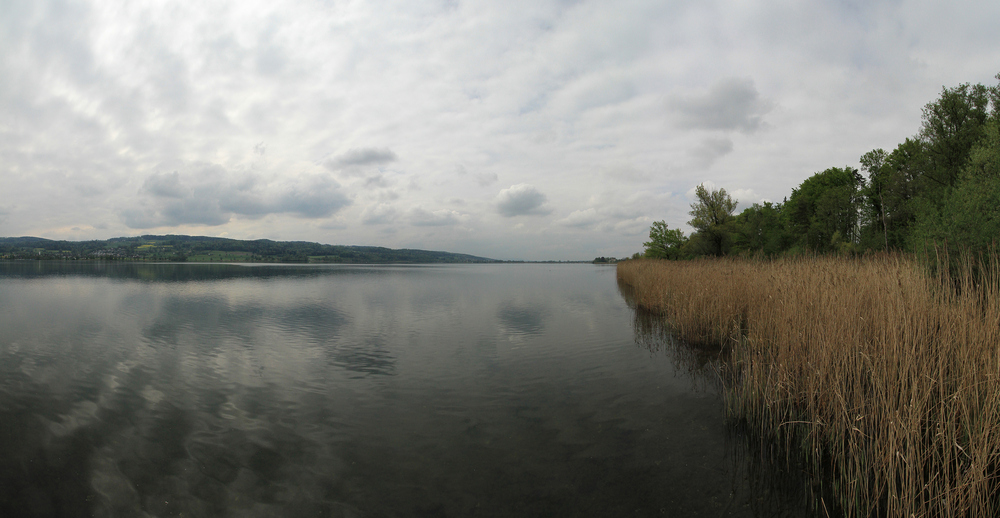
[615,73,1000,516]
[618,254,1000,517]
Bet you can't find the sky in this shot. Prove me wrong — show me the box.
[2,0,999,261]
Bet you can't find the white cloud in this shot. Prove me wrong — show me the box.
[558,208,600,228]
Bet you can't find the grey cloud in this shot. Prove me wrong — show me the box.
[475,172,498,186]
[324,147,398,170]
[218,177,351,219]
[276,179,351,218]
[496,184,551,217]
[72,182,107,197]
[361,204,397,225]
[120,206,166,229]
[409,208,460,227]
[601,166,650,183]
[364,175,390,188]
[457,164,498,186]
[552,72,636,113]
[161,193,230,226]
[556,206,644,232]
[121,165,351,229]
[219,191,269,217]
[143,171,188,198]
[690,137,734,168]
[670,78,773,133]
[255,45,288,76]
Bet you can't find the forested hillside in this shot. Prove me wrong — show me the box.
[0,235,496,263]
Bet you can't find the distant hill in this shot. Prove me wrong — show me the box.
[0,235,497,263]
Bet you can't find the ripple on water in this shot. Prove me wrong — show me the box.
[0,263,813,516]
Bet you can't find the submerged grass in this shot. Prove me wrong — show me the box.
[617,253,1000,517]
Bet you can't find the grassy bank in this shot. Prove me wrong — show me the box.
[618,255,1000,517]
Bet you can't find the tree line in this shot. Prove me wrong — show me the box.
[0,235,497,263]
[644,74,1000,261]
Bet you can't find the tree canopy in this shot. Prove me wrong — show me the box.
[686,184,738,256]
[643,220,686,259]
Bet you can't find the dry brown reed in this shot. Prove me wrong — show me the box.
[618,253,1000,517]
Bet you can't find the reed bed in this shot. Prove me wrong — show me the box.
[617,254,1000,517]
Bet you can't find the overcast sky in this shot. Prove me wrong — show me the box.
[2,0,999,260]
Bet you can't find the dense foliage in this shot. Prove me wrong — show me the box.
[0,235,496,263]
[643,74,1000,261]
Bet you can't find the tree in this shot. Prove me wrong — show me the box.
[643,220,686,259]
[909,118,1000,256]
[919,82,990,195]
[687,184,738,256]
[860,148,890,250]
[732,201,790,256]
[785,167,864,253]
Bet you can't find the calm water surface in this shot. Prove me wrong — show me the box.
[0,262,807,517]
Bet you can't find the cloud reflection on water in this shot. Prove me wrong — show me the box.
[0,263,806,516]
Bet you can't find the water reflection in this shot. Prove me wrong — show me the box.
[1,262,813,516]
[496,301,549,337]
[329,336,397,377]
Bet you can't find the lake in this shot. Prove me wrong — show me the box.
[0,262,809,517]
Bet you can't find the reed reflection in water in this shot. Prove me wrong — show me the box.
[621,276,821,517]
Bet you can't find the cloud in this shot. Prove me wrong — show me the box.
[496,184,551,217]
[669,78,774,133]
[121,164,351,229]
[6,0,1000,259]
[558,208,600,228]
[361,204,397,225]
[324,148,398,171]
[556,205,646,233]
[690,137,734,168]
[456,164,497,186]
[601,166,651,183]
[409,207,461,227]
[143,171,188,198]
[475,172,498,186]
[274,179,352,218]
[730,188,765,209]
[550,71,637,114]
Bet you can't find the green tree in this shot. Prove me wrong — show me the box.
[643,220,686,259]
[732,201,790,256]
[919,82,990,196]
[860,148,890,250]
[687,184,738,256]
[909,118,1000,256]
[786,167,864,253]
